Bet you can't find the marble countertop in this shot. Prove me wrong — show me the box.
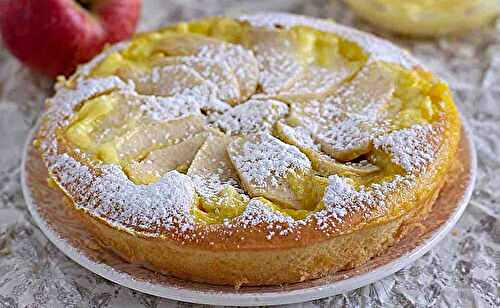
[0,1,498,307]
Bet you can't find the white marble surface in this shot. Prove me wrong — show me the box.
[0,1,499,307]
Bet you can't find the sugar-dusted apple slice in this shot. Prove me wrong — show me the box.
[118,63,212,97]
[98,115,206,164]
[125,132,209,184]
[277,44,362,99]
[215,98,288,135]
[284,100,324,134]
[284,61,397,134]
[188,132,239,182]
[283,64,397,162]
[373,124,441,174]
[65,91,143,151]
[227,132,313,210]
[274,120,320,152]
[152,56,240,104]
[196,43,259,103]
[279,65,353,98]
[276,26,368,98]
[274,121,379,176]
[314,117,373,162]
[309,152,380,176]
[153,33,259,102]
[137,94,203,122]
[187,133,249,220]
[92,92,204,140]
[89,93,144,142]
[320,61,397,118]
[242,27,304,94]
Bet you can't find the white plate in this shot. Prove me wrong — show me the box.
[21,124,476,306]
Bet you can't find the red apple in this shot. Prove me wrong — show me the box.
[0,0,141,77]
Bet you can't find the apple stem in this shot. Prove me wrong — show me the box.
[76,0,93,11]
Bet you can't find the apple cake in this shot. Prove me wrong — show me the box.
[35,13,461,286]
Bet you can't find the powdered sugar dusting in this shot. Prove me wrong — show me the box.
[321,176,354,219]
[215,99,288,134]
[191,174,245,201]
[227,132,311,188]
[49,154,196,234]
[314,174,412,230]
[374,124,441,172]
[234,199,306,238]
[316,117,372,158]
[254,44,303,94]
[197,44,259,101]
[139,94,204,121]
[278,122,320,151]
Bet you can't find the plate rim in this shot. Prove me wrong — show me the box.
[21,120,477,306]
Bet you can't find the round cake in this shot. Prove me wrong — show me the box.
[36,13,461,286]
[346,0,499,37]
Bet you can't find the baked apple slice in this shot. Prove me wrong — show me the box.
[125,132,208,184]
[244,26,365,99]
[215,98,288,135]
[320,61,397,118]
[227,132,313,210]
[274,121,379,176]
[99,115,206,164]
[152,56,240,104]
[285,62,396,132]
[285,63,396,162]
[65,91,144,150]
[196,43,259,103]
[151,33,220,56]
[242,27,304,94]
[118,63,209,97]
[188,132,240,182]
[314,117,373,162]
[153,33,258,102]
[187,133,249,221]
[279,64,354,98]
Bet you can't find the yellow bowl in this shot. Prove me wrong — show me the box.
[346,0,500,37]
